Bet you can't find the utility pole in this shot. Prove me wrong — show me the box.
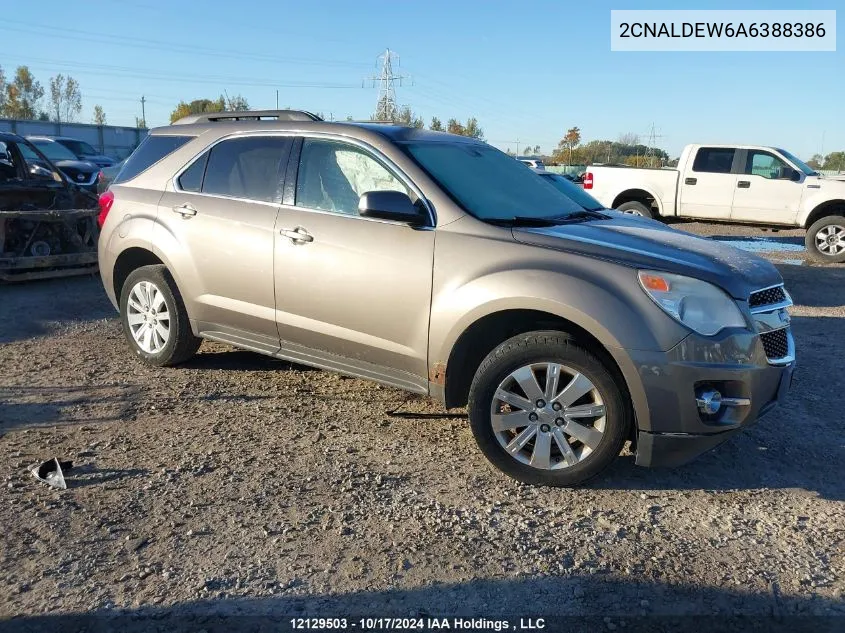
[276,90,279,109]
[140,95,146,127]
[366,49,409,121]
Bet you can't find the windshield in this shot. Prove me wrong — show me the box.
[401,142,589,221]
[538,173,604,211]
[32,140,79,161]
[57,139,98,156]
[777,148,818,176]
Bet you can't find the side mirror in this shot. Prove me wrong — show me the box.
[358,190,425,225]
[788,168,802,182]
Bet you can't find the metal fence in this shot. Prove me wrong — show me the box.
[0,118,148,161]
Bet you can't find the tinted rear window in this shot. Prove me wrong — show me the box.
[692,148,736,174]
[114,135,192,184]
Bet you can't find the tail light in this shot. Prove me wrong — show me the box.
[97,190,114,228]
[583,172,594,189]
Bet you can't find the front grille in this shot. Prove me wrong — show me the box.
[761,329,789,360]
[750,286,787,309]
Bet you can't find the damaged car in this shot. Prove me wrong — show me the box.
[0,133,99,282]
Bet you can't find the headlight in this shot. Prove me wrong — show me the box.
[637,270,746,336]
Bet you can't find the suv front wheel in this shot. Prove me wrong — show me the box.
[468,331,630,487]
[119,265,201,366]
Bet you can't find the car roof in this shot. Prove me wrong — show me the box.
[0,131,25,143]
[25,136,58,142]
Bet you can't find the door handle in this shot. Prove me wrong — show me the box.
[737,181,751,188]
[684,177,697,185]
[172,204,197,218]
[280,227,313,244]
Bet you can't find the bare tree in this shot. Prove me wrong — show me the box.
[49,74,82,123]
[618,132,640,146]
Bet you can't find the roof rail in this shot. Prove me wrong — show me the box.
[172,110,323,125]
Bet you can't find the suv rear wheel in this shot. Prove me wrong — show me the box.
[805,215,845,263]
[119,265,201,366]
[468,331,630,487]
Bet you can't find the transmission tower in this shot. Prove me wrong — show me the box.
[366,49,409,121]
[644,123,665,166]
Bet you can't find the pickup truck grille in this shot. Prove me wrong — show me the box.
[749,286,787,309]
[749,284,794,365]
[760,329,789,360]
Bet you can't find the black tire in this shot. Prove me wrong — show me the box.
[119,264,201,367]
[805,215,845,264]
[616,200,653,219]
[468,331,630,487]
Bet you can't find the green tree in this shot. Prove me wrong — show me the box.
[223,93,250,111]
[2,66,44,119]
[822,151,845,171]
[397,106,423,128]
[49,74,82,123]
[135,116,147,129]
[430,117,443,131]
[561,126,581,165]
[170,97,225,123]
[463,117,484,140]
[93,105,107,125]
[446,118,465,135]
[807,154,823,169]
[533,145,541,155]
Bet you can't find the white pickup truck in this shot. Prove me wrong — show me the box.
[584,144,845,263]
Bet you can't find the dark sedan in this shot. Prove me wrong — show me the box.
[25,137,102,193]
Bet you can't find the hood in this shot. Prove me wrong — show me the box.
[80,154,115,166]
[511,213,782,299]
[53,159,99,172]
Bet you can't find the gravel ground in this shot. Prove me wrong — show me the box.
[0,222,843,630]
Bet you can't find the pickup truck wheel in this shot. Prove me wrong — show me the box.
[616,201,653,219]
[119,265,202,367]
[806,216,845,263]
[468,331,629,487]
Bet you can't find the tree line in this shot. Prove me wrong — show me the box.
[0,64,108,125]
[550,126,670,167]
[807,152,845,172]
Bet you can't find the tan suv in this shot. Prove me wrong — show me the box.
[98,110,795,486]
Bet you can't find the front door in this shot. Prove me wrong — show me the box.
[273,137,435,386]
[678,146,738,219]
[155,135,292,349]
[730,149,804,225]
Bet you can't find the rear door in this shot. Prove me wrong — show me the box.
[155,135,292,350]
[272,136,435,387]
[730,149,804,225]
[678,147,739,219]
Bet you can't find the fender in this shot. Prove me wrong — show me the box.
[427,266,691,430]
[611,185,667,216]
[99,208,159,309]
[797,190,845,227]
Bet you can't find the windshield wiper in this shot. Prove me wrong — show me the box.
[487,210,609,227]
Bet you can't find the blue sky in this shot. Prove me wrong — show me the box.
[2,0,841,159]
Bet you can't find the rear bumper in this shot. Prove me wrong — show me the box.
[628,328,795,468]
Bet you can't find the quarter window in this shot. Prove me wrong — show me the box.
[202,137,291,202]
[692,148,736,174]
[177,151,208,192]
[745,151,791,179]
[114,135,192,184]
[295,139,409,216]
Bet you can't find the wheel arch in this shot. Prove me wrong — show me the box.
[438,308,644,446]
[112,247,165,302]
[801,198,845,229]
[612,188,663,216]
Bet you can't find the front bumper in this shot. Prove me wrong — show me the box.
[629,327,795,468]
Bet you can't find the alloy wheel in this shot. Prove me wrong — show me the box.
[816,224,845,256]
[126,281,171,354]
[490,362,606,470]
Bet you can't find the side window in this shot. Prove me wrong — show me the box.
[202,137,291,203]
[177,152,208,192]
[692,148,736,174]
[745,150,790,180]
[114,135,192,184]
[295,139,409,215]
